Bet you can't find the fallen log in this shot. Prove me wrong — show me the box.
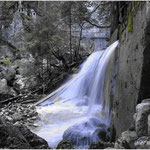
[0,87,43,105]
[0,95,22,104]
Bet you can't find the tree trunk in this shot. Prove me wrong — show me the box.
[77,23,84,61]
[69,3,72,62]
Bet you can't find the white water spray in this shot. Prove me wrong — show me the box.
[32,41,119,148]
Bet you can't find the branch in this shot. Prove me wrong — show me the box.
[85,19,110,28]
[50,63,60,68]
[90,4,101,14]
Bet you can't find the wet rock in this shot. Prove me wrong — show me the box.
[0,114,50,149]
[18,125,50,149]
[93,126,110,142]
[89,141,114,149]
[135,136,150,149]
[114,137,130,149]
[135,99,150,136]
[122,131,137,148]
[110,124,116,142]
[63,118,109,148]
[114,130,137,149]
[56,140,73,149]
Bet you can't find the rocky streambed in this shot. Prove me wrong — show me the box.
[1,99,150,149]
[0,103,40,128]
[0,103,50,149]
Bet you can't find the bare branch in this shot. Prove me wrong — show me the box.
[85,19,110,28]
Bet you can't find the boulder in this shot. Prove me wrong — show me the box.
[17,58,34,76]
[1,66,16,84]
[89,141,114,149]
[0,78,12,100]
[0,79,8,94]
[121,131,138,148]
[63,118,109,148]
[114,137,130,149]
[114,130,137,149]
[93,126,110,142]
[134,136,150,149]
[14,75,37,92]
[18,125,50,149]
[0,124,31,149]
[0,115,50,149]
[134,99,150,136]
[0,78,17,100]
[56,140,73,149]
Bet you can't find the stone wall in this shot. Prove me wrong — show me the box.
[103,2,150,138]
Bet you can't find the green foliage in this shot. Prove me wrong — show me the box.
[128,12,133,32]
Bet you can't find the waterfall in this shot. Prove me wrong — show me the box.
[32,41,119,148]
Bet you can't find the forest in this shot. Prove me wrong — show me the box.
[0,1,150,149]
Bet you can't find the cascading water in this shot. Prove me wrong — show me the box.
[32,41,119,148]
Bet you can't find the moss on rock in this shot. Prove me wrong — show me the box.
[128,12,133,32]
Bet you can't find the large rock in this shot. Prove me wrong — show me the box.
[0,124,31,149]
[134,99,150,137]
[0,79,8,94]
[135,136,150,149]
[63,118,110,148]
[13,75,37,93]
[56,140,73,149]
[114,130,137,149]
[122,131,137,148]
[0,78,11,100]
[0,115,50,149]
[1,66,16,83]
[114,137,130,149]
[18,125,50,149]
[89,141,114,149]
[104,2,150,138]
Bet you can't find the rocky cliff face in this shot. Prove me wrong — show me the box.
[0,2,39,100]
[104,2,150,138]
